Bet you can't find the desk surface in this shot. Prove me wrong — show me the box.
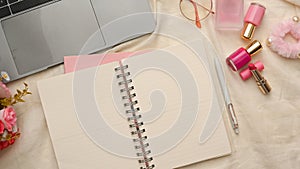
[1,0,299,168]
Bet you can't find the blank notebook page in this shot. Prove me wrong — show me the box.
[38,44,231,169]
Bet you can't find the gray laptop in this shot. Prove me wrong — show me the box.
[0,0,155,81]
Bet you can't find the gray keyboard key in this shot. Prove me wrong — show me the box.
[8,0,18,4]
[0,6,10,19]
[0,0,7,7]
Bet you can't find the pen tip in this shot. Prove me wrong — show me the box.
[234,128,239,135]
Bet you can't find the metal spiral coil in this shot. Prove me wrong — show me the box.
[129,122,144,128]
[126,108,140,114]
[124,100,138,107]
[122,93,136,99]
[133,136,147,142]
[135,143,149,149]
[115,64,155,169]
[140,165,155,169]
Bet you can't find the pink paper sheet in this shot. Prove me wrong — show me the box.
[64,52,133,73]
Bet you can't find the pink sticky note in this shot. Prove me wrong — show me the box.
[64,51,146,73]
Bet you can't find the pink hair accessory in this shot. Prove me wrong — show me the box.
[267,16,300,59]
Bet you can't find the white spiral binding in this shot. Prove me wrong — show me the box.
[115,64,155,169]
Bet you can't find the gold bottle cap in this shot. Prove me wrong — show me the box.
[241,23,256,40]
[246,40,263,56]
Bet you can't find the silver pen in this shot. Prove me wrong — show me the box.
[214,58,239,134]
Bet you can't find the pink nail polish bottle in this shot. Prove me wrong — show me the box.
[215,0,244,30]
[226,40,262,71]
[241,3,266,40]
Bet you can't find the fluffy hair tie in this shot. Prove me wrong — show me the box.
[267,16,300,59]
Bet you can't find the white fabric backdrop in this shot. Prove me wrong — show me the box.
[0,0,299,168]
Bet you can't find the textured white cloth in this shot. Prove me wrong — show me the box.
[0,0,299,169]
[285,0,300,6]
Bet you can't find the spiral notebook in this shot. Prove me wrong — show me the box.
[38,44,231,169]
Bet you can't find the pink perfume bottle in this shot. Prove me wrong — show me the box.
[215,0,244,30]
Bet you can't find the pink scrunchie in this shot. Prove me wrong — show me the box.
[268,17,300,59]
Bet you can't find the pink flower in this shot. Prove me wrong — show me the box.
[0,141,9,150]
[2,107,17,131]
[0,120,4,134]
[8,138,15,145]
[0,82,11,98]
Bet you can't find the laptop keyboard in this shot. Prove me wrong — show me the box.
[0,0,57,20]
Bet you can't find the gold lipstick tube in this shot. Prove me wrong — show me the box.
[250,69,271,94]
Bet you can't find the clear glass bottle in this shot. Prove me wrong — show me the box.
[215,0,244,30]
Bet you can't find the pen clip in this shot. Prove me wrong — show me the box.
[227,103,239,134]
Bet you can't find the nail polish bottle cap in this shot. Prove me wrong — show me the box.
[244,3,266,26]
[246,40,263,56]
[239,61,264,80]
